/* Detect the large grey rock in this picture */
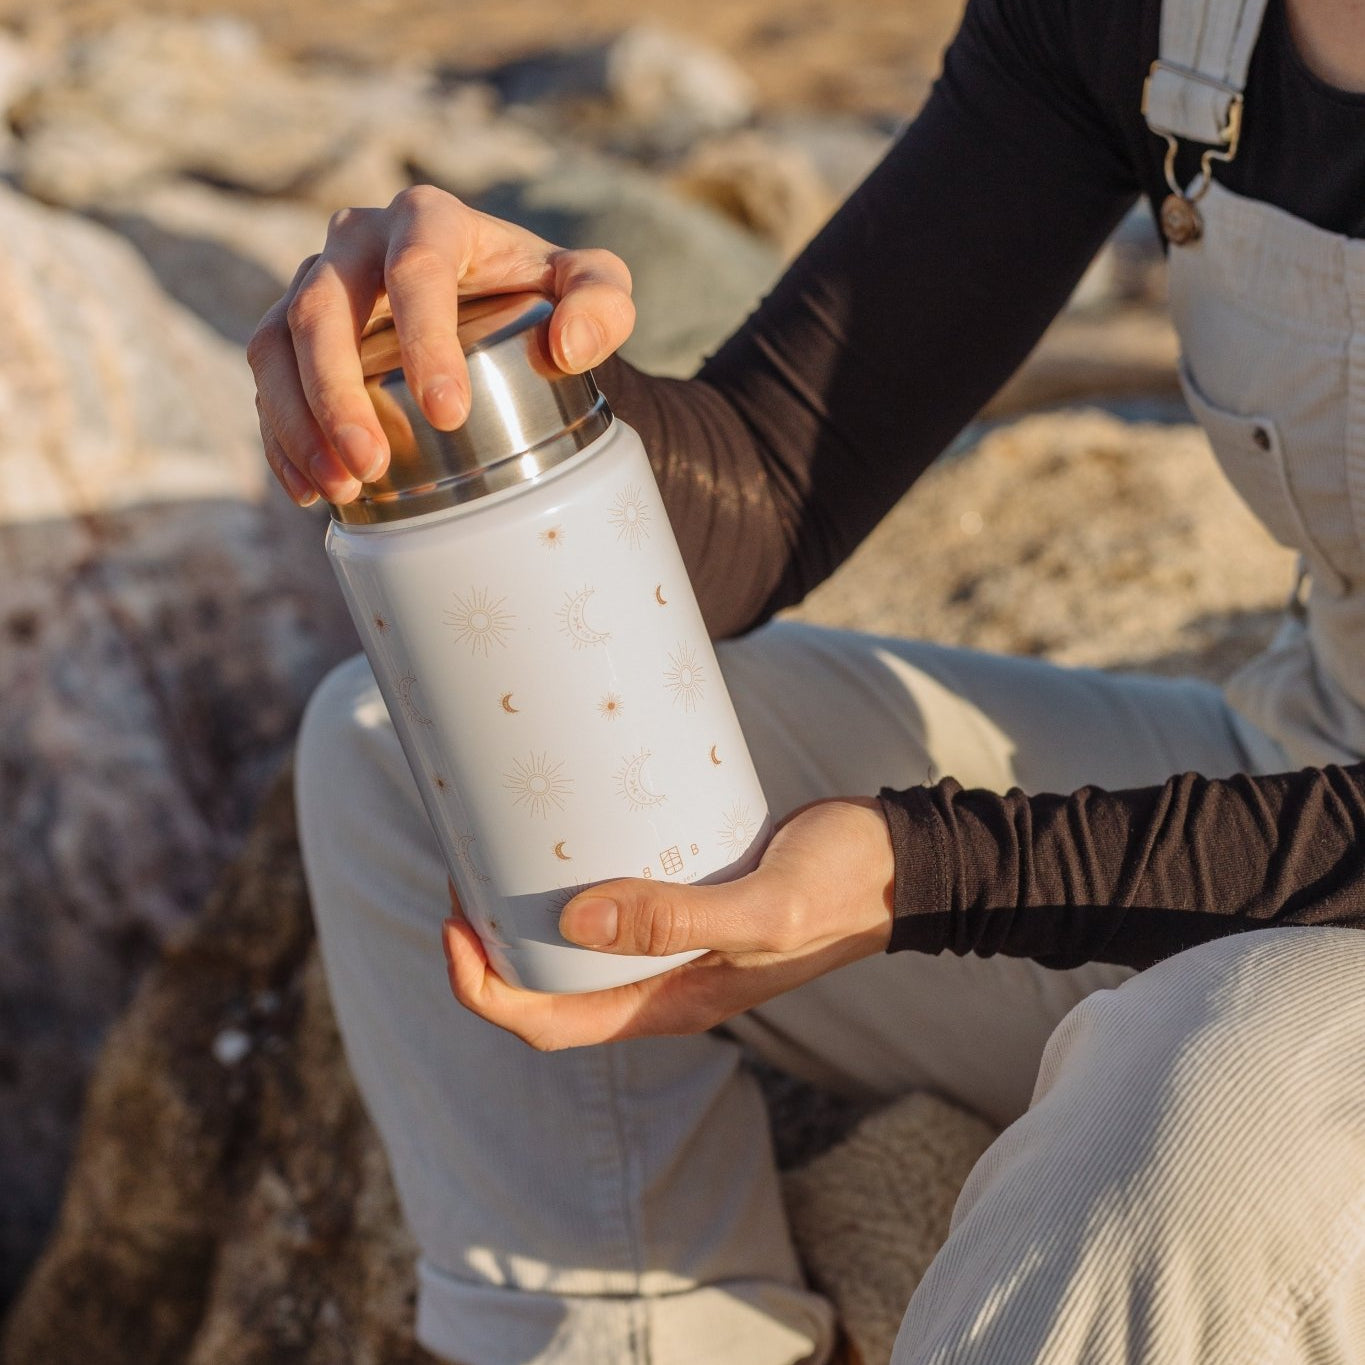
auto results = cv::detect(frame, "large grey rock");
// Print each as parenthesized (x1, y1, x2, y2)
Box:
(604, 25, 755, 154)
(13, 17, 356, 205)
(0, 183, 353, 1303)
(95, 180, 333, 345)
(475, 157, 781, 375)
(489, 24, 755, 159)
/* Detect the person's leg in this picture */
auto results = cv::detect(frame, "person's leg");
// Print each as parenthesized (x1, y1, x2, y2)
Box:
(888, 927, 1365, 1365)
(296, 655, 833, 1365)
(296, 621, 1284, 1364)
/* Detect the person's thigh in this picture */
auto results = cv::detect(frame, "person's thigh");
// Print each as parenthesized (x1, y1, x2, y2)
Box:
(719, 621, 1284, 1127)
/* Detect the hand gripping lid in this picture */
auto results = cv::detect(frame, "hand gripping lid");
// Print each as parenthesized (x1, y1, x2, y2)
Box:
(331, 292, 613, 525)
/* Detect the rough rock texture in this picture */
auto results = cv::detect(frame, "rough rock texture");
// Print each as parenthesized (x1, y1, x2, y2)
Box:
(11, 16, 554, 218)
(790, 408, 1297, 680)
(0, 770, 439, 1365)
(0, 184, 354, 1304)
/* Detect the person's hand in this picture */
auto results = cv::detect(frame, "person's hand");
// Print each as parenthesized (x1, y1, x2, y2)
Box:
(246, 185, 635, 507)
(441, 797, 896, 1051)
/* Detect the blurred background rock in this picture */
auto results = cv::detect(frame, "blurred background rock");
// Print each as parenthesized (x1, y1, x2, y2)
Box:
(0, 2, 1296, 1362)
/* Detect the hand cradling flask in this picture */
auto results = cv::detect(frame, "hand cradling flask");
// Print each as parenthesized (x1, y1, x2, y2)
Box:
(324, 293, 772, 993)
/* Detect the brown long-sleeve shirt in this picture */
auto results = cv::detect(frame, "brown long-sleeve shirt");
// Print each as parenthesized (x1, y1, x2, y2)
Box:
(593, 0, 1365, 970)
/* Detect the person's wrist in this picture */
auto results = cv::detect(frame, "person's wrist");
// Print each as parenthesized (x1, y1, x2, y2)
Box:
(835, 796, 896, 951)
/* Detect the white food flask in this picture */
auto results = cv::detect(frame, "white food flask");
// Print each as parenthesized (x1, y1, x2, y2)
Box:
(325, 293, 772, 993)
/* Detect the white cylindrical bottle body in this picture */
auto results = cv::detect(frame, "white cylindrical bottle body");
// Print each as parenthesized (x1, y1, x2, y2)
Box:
(325, 417, 771, 993)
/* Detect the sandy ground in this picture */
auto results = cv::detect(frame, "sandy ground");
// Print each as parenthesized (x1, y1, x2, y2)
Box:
(4, 0, 963, 118)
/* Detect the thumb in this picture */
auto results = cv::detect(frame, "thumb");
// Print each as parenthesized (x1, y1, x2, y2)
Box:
(559, 868, 799, 957)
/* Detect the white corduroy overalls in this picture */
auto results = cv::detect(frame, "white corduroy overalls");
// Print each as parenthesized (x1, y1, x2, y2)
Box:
(294, 0, 1365, 1358)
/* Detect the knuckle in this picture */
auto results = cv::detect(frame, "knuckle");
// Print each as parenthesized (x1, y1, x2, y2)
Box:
(769, 901, 808, 953)
(245, 313, 287, 373)
(326, 207, 360, 238)
(284, 282, 331, 338)
(628, 897, 690, 957)
(389, 182, 459, 217)
(384, 240, 451, 290)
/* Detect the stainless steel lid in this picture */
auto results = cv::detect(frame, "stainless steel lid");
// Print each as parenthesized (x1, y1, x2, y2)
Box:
(331, 292, 613, 525)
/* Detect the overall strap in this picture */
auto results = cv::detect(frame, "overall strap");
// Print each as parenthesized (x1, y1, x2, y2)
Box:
(1143, 0, 1270, 148)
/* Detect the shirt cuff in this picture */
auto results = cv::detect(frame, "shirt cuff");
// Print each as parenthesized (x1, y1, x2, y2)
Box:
(877, 785, 954, 954)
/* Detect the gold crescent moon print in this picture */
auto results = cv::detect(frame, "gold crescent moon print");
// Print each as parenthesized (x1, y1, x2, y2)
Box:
(554, 840, 571, 861)
(615, 748, 667, 812)
(557, 585, 611, 649)
(500, 692, 520, 714)
(654, 584, 667, 606)
(709, 745, 722, 765)
(395, 673, 433, 727)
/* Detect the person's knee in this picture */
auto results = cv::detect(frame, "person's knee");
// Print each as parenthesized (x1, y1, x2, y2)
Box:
(1024, 928, 1365, 1220)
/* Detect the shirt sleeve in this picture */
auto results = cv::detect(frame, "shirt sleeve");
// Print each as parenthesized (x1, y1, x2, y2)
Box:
(878, 763, 1365, 970)
(597, 0, 1140, 640)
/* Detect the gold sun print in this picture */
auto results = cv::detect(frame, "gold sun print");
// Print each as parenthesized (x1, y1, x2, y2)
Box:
(663, 642, 706, 713)
(608, 484, 652, 549)
(538, 525, 565, 550)
(444, 588, 515, 657)
(547, 881, 591, 920)
(717, 801, 758, 858)
(599, 692, 625, 720)
(504, 751, 573, 819)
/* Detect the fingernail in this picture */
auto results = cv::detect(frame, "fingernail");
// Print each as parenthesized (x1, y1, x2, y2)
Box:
(280, 461, 318, 506)
(335, 424, 384, 482)
(309, 453, 360, 502)
(560, 317, 603, 372)
(421, 376, 466, 429)
(560, 897, 617, 948)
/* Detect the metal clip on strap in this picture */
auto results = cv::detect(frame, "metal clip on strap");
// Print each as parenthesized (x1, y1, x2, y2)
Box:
(1141, 60, 1245, 204)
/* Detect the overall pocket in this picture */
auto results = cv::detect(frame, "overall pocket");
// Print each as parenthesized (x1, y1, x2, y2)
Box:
(1179, 357, 1347, 595)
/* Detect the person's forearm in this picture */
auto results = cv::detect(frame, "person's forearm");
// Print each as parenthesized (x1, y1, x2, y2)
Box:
(879, 763, 1365, 970)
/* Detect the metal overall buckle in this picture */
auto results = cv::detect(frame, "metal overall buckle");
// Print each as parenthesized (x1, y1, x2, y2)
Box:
(1140, 60, 1244, 245)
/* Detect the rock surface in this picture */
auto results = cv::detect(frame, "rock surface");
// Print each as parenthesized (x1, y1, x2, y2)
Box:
(475, 157, 782, 376)
(789, 408, 1296, 679)
(0, 183, 354, 1305)
(0, 770, 439, 1365)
